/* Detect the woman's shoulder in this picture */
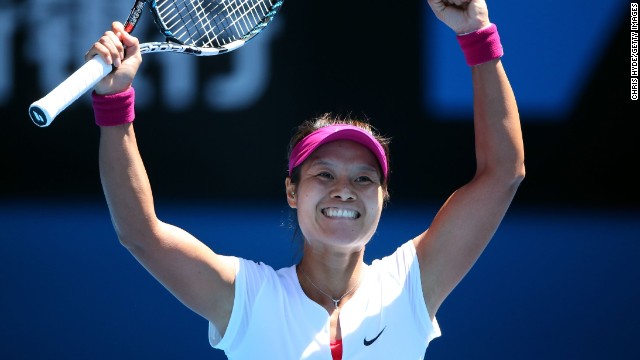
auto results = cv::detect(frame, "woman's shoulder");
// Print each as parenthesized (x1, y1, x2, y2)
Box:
(369, 239, 418, 282)
(236, 257, 298, 286)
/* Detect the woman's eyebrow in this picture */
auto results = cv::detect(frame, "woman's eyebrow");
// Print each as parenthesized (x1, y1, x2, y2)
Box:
(308, 159, 378, 173)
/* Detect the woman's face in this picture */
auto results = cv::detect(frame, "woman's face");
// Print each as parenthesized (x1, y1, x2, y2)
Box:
(287, 140, 384, 252)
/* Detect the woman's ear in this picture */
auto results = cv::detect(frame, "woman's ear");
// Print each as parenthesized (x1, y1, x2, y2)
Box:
(285, 177, 297, 208)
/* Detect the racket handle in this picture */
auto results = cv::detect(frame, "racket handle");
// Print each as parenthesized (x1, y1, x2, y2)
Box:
(29, 56, 112, 127)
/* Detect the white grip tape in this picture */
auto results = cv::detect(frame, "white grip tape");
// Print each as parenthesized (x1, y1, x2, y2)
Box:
(29, 56, 112, 127)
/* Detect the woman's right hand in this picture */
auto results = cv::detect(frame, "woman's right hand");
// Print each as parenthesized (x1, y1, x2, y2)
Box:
(85, 21, 142, 95)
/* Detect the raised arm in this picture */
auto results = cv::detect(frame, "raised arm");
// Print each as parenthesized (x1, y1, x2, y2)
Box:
(90, 22, 236, 334)
(416, 0, 525, 318)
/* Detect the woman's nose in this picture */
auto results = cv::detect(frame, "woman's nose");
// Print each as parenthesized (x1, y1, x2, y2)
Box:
(331, 180, 356, 200)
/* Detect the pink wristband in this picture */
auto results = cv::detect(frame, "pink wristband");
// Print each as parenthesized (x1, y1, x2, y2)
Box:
(456, 23, 504, 66)
(92, 87, 136, 127)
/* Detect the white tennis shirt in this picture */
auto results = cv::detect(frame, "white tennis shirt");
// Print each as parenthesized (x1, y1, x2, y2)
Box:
(209, 240, 441, 359)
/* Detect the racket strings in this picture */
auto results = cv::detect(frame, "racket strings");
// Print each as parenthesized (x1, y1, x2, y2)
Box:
(155, 0, 275, 48)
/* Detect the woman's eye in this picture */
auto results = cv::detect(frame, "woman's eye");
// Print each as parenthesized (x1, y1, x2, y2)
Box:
(355, 176, 373, 183)
(317, 172, 333, 179)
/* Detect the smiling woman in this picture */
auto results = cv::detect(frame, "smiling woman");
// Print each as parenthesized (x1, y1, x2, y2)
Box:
(289, 137, 384, 246)
(87, 1, 524, 359)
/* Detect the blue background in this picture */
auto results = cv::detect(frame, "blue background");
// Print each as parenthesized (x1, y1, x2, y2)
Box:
(1, 202, 638, 359)
(425, 1, 626, 120)
(1, 1, 639, 359)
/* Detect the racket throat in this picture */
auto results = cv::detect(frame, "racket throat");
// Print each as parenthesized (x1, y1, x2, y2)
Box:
(124, 0, 147, 33)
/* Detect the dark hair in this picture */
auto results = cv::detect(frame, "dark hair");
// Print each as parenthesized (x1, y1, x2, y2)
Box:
(287, 113, 392, 197)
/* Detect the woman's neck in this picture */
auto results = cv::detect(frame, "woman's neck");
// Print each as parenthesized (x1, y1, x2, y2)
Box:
(297, 250, 365, 310)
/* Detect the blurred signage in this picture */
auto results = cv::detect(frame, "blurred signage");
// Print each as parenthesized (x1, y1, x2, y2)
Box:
(422, 1, 625, 121)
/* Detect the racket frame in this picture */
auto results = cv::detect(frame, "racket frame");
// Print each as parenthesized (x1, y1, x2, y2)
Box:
(28, 0, 284, 127)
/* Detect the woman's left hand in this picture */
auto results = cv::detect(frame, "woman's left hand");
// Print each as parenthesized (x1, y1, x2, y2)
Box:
(426, 0, 491, 34)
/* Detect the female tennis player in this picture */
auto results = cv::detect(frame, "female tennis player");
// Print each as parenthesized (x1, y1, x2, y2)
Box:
(88, 0, 524, 358)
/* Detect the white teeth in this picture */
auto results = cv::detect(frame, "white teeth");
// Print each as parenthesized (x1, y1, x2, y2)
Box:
(323, 208, 359, 219)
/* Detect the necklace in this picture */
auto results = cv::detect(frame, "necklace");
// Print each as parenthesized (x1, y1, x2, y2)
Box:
(298, 265, 362, 309)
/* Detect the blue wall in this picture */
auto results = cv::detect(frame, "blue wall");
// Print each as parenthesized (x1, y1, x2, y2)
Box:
(1, 201, 638, 359)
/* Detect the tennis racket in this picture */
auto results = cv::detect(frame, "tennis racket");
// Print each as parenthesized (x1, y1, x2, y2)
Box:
(28, 0, 284, 128)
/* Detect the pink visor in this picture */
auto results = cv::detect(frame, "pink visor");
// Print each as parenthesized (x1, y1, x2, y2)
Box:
(288, 124, 388, 180)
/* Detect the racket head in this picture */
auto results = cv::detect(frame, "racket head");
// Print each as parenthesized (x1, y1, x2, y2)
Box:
(145, 0, 284, 54)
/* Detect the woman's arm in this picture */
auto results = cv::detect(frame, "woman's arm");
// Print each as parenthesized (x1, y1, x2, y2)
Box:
(416, 0, 526, 318)
(91, 22, 236, 334)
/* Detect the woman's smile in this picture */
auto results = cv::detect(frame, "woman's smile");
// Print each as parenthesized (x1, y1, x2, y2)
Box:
(321, 207, 361, 219)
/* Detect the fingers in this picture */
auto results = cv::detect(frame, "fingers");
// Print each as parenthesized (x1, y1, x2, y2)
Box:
(427, 0, 489, 34)
(84, 21, 138, 67)
(85, 31, 124, 67)
(119, 30, 140, 58)
(445, 0, 471, 6)
(428, 0, 470, 8)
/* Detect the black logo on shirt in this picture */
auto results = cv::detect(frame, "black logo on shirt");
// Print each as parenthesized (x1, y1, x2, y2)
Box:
(363, 327, 386, 346)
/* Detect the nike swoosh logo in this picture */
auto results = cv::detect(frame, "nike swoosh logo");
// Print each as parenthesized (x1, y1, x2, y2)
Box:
(363, 326, 386, 346)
